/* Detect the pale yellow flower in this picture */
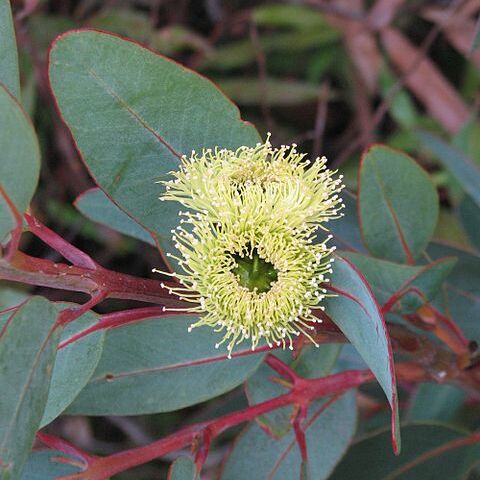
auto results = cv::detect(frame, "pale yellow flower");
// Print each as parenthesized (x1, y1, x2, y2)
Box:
(157, 137, 344, 357)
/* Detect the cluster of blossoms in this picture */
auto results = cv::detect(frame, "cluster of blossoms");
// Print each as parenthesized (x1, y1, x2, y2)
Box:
(157, 137, 344, 357)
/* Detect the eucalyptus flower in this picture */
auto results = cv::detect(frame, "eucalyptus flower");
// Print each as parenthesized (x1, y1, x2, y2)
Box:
(157, 138, 344, 357)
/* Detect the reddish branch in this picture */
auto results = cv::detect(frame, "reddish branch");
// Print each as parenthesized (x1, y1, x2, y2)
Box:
(0, 251, 183, 306)
(0, 213, 184, 307)
(0, 185, 23, 262)
(53, 366, 373, 480)
(58, 306, 168, 348)
(36, 433, 95, 466)
(24, 214, 97, 270)
(44, 356, 451, 480)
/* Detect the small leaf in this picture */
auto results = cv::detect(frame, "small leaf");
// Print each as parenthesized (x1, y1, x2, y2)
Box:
(0, 0, 20, 98)
(417, 131, 480, 208)
(0, 297, 60, 479)
(0, 283, 29, 310)
(222, 391, 357, 480)
(0, 84, 40, 242)
(168, 456, 196, 480)
(66, 315, 264, 415)
(75, 188, 155, 246)
(330, 423, 480, 480)
(359, 144, 438, 263)
(342, 252, 456, 313)
(328, 192, 367, 254)
(40, 308, 105, 427)
(457, 195, 480, 251)
(325, 254, 400, 452)
(427, 243, 480, 342)
(379, 67, 419, 129)
(20, 450, 82, 479)
(49, 30, 260, 271)
(407, 384, 466, 424)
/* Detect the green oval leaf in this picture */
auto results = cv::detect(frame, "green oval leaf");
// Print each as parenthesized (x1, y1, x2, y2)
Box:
(75, 188, 155, 246)
(40, 308, 105, 427)
(417, 131, 480, 208)
(66, 315, 264, 415)
(407, 383, 466, 424)
(0, 85, 40, 242)
(21, 451, 82, 479)
(0, 283, 29, 310)
(458, 195, 480, 251)
(330, 423, 480, 480)
(0, 0, 20, 98)
(168, 457, 196, 480)
(49, 30, 260, 269)
(325, 254, 400, 452)
(359, 144, 438, 263)
(329, 192, 367, 254)
(222, 391, 357, 480)
(427, 242, 480, 342)
(342, 252, 456, 314)
(0, 297, 60, 480)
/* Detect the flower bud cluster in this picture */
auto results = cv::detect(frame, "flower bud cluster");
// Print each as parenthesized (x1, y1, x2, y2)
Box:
(157, 137, 344, 357)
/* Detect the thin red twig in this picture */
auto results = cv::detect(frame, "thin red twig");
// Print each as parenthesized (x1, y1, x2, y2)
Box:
(56, 368, 372, 480)
(58, 306, 171, 348)
(0, 185, 23, 262)
(57, 290, 109, 326)
(0, 251, 183, 306)
(36, 432, 95, 465)
(25, 214, 97, 270)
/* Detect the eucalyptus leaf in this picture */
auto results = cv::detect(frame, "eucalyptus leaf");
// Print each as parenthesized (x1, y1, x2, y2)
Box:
(20, 451, 82, 479)
(49, 30, 260, 271)
(168, 456, 197, 480)
(0, 84, 40, 242)
(40, 308, 105, 427)
(324, 254, 400, 451)
(417, 131, 480, 208)
(331, 423, 480, 480)
(342, 252, 456, 313)
(359, 145, 438, 263)
(427, 243, 480, 342)
(67, 315, 264, 415)
(75, 188, 155, 246)
(0, 0, 20, 98)
(0, 297, 60, 480)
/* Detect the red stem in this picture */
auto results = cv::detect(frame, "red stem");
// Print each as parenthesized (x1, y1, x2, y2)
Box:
(36, 432, 95, 465)
(24, 214, 97, 270)
(58, 306, 170, 348)
(57, 290, 109, 326)
(428, 305, 469, 350)
(265, 353, 298, 383)
(57, 369, 372, 480)
(0, 251, 183, 306)
(0, 185, 23, 262)
(381, 286, 426, 315)
(293, 405, 308, 462)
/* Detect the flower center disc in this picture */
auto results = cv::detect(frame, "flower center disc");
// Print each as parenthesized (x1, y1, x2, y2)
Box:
(232, 250, 278, 293)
